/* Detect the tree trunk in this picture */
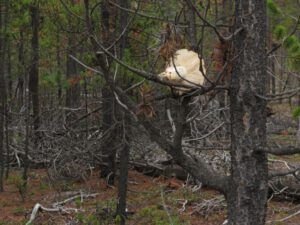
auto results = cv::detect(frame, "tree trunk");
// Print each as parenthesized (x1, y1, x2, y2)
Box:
(65, 0, 81, 123)
(29, 4, 40, 134)
(278, 48, 284, 104)
(17, 28, 25, 108)
(0, 0, 7, 192)
(65, 38, 80, 110)
(99, 84, 116, 184)
(99, 0, 118, 185)
(186, 0, 197, 50)
(271, 45, 276, 95)
(6, 36, 12, 101)
(116, 136, 130, 225)
(4, 0, 10, 177)
(227, 1, 268, 224)
(56, 32, 62, 102)
(116, 1, 130, 221)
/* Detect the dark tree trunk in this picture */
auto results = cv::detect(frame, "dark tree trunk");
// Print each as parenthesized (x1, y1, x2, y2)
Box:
(65, 0, 81, 124)
(6, 37, 12, 101)
(99, 0, 118, 185)
(2, 3, 11, 180)
(186, 0, 197, 50)
(5, 104, 9, 179)
(65, 36, 80, 109)
(0, 0, 7, 192)
(56, 32, 62, 102)
(4, 0, 10, 177)
(227, 1, 268, 224)
(22, 95, 30, 201)
(116, 136, 130, 225)
(118, 0, 129, 59)
(99, 84, 116, 184)
(17, 28, 25, 108)
(271, 45, 276, 95)
(116, 0, 130, 222)
(218, 0, 232, 138)
(29, 5, 40, 134)
(278, 48, 284, 104)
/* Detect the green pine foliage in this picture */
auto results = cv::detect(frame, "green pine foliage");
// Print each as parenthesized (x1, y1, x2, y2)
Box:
(268, 0, 300, 71)
(290, 43, 300, 54)
(267, 0, 281, 15)
(273, 25, 286, 40)
(292, 106, 300, 119)
(283, 35, 299, 50)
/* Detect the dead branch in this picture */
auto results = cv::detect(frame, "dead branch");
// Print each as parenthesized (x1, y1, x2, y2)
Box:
(53, 192, 99, 207)
(265, 146, 300, 155)
(267, 208, 300, 224)
(26, 203, 81, 225)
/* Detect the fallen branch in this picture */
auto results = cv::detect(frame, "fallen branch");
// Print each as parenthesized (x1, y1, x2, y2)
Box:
(53, 192, 99, 207)
(26, 203, 80, 225)
(26, 193, 99, 225)
(267, 208, 300, 224)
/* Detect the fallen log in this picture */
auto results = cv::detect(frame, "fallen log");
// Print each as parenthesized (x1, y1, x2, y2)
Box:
(130, 159, 300, 200)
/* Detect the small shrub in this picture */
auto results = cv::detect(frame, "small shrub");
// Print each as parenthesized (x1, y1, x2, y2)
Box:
(7, 174, 27, 201)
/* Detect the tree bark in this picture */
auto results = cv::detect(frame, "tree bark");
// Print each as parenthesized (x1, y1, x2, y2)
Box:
(98, 0, 118, 185)
(4, 0, 10, 177)
(56, 32, 62, 102)
(186, 0, 197, 50)
(0, 0, 7, 192)
(17, 28, 25, 108)
(115, 1, 130, 222)
(99, 84, 117, 184)
(65, 38, 80, 110)
(227, 1, 268, 224)
(65, 0, 81, 123)
(116, 136, 130, 225)
(29, 4, 40, 134)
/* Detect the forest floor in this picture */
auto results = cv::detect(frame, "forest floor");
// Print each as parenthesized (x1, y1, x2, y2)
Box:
(1, 103, 300, 225)
(0, 169, 300, 225)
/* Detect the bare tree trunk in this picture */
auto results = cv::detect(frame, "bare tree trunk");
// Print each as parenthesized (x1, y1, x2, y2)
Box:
(17, 28, 25, 108)
(56, 32, 62, 102)
(116, 134, 130, 225)
(4, 12, 10, 177)
(271, 45, 276, 95)
(115, 0, 130, 222)
(186, 0, 197, 50)
(29, 4, 40, 134)
(278, 48, 284, 104)
(65, 37, 80, 109)
(6, 37, 12, 100)
(65, 0, 81, 123)
(5, 104, 9, 179)
(227, 1, 268, 224)
(99, 85, 116, 184)
(99, 0, 118, 185)
(22, 92, 30, 201)
(0, 0, 7, 192)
